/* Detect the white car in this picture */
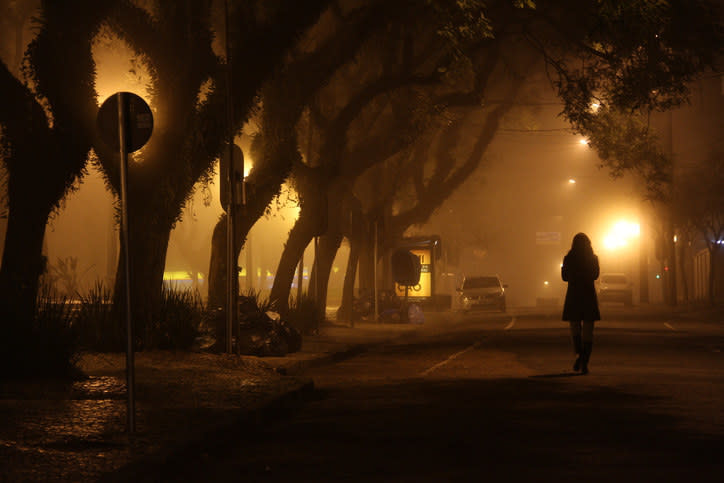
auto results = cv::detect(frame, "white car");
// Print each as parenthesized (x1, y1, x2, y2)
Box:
(597, 273, 633, 306)
(457, 275, 507, 312)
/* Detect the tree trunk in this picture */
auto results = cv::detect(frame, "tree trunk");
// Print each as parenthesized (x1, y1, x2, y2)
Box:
(708, 243, 720, 306)
(207, 212, 238, 311)
(357, 218, 376, 295)
(269, 205, 322, 313)
(113, 204, 173, 349)
(0, 200, 51, 325)
(310, 227, 344, 311)
(337, 237, 360, 323)
(309, 181, 352, 308)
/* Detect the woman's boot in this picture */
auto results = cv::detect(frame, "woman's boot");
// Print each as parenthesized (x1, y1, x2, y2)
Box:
(580, 342, 593, 375)
(572, 335, 583, 372)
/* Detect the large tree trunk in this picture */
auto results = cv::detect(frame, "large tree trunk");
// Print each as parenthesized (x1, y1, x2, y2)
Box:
(0, 2, 106, 334)
(309, 181, 353, 308)
(708, 243, 720, 306)
(269, 196, 326, 312)
(0, 199, 51, 325)
(356, 217, 376, 295)
(207, 90, 301, 309)
(310, 225, 344, 310)
(207, 211, 244, 311)
(113, 204, 173, 349)
(337, 237, 360, 323)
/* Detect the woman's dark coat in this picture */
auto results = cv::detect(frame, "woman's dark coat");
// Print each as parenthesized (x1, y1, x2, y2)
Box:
(561, 252, 601, 322)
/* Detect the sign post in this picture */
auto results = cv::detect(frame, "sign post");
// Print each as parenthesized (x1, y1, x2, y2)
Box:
(97, 92, 153, 434)
(220, 144, 243, 354)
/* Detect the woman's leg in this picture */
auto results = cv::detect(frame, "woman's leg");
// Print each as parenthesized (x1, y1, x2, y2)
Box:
(580, 320, 594, 374)
(569, 321, 583, 371)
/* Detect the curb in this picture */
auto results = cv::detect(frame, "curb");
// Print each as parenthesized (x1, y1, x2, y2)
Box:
(273, 342, 374, 376)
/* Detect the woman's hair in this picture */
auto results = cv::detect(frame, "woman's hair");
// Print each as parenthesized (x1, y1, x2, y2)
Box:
(569, 232, 594, 256)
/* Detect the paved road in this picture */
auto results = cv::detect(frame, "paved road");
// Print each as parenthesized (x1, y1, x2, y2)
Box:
(166, 309, 723, 482)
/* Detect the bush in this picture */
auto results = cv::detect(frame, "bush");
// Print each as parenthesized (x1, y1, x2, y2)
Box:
(75, 282, 204, 352)
(286, 293, 325, 335)
(0, 287, 81, 381)
(75, 282, 123, 352)
(147, 285, 204, 350)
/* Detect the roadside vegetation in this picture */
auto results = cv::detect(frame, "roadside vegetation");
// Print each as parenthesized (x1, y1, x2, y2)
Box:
(0, 281, 317, 380)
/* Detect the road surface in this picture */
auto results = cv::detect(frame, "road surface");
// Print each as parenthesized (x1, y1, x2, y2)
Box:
(167, 308, 723, 482)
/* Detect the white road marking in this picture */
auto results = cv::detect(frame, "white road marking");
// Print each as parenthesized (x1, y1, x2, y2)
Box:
(504, 317, 516, 330)
(420, 341, 482, 376)
(664, 322, 676, 331)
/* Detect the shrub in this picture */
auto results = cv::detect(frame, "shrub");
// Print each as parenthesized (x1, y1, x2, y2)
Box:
(286, 293, 325, 335)
(75, 282, 123, 352)
(0, 287, 81, 380)
(239, 289, 275, 316)
(147, 285, 204, 350)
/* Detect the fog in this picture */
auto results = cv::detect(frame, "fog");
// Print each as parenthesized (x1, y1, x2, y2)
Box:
(410, 102, 642, 307)
(1, 2, 717, 311)
(40, 163, 340, 302)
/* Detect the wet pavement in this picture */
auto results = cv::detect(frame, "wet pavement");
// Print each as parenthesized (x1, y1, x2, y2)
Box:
(0, 320, 420, 482)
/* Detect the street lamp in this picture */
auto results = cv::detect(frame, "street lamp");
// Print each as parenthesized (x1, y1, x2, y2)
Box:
(603, 220, 640, 251)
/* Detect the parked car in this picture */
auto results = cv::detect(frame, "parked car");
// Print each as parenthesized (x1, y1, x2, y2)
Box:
(457, 275, 507, 312)
(597, 273, 633, 306)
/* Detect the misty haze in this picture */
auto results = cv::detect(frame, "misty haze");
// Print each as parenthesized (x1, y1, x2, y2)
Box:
(0, 1, 721, 481)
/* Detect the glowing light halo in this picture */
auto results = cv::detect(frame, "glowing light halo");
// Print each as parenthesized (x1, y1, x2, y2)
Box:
(602, 220, 640, 251)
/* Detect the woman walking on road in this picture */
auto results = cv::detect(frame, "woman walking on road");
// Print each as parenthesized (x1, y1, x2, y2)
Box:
(561, 233, 600, 374)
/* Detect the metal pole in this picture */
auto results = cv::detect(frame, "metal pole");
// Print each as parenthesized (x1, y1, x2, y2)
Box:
(118, 93, 135, 433)
(373, 221, 378, 322)
(312, 237, 318, 302)
(297, 255, 304, 302)
(224, 0, 237, 353)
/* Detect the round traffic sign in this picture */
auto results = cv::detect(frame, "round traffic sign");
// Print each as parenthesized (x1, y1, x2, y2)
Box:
(97, 92, 153, 152)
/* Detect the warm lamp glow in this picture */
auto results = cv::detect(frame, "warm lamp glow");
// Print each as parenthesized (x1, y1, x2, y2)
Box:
(602, 220, 640, 251)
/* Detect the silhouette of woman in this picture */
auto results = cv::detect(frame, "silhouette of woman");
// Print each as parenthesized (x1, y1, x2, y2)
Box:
(561, 233, 600, 374)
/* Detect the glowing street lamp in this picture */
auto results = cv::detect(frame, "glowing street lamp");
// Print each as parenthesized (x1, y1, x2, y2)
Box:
(603, 220, 640, 251)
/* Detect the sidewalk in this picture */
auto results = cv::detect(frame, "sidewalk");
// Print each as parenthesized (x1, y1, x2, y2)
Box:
(0, 319, 422, 482)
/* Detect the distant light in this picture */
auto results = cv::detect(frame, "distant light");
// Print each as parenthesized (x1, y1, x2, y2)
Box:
(579, 138, 589, 145)
(603, 235, 627, 250)
(656, 274, 661, 279)
(590, 103, 600, 112)
(603, 220, 640, 251)
(613, 220, 640, 238)
(664, 266, 669, 272)
(543, 281, 549, 286)
(568, 178, 577, 184)
(673, 235, 678, 243)
(163, 271, 204, 281)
